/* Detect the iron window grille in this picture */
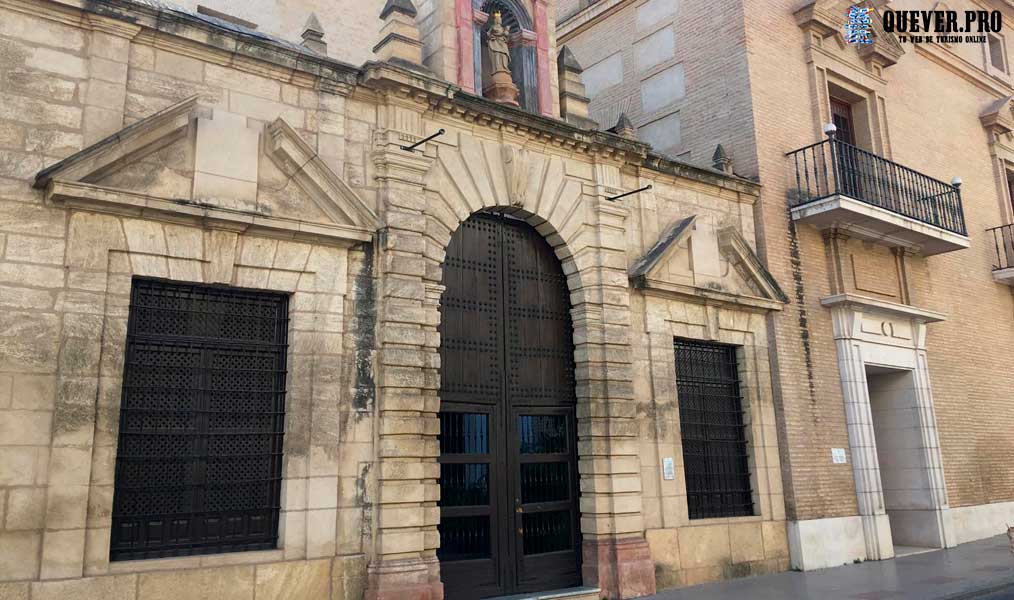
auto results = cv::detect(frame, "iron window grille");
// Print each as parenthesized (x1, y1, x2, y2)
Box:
(110, 278, 289, 561)
(674, 338, 754, 520)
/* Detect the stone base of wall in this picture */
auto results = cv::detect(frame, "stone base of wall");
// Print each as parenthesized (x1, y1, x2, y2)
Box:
(788, 516, 867, 570)
(363, 557, 442, 600)
(0, 556, 366, 600)
(645, 520, 790, 591)
(582, 536, 657, 599)
(948, 501, 1014, 546)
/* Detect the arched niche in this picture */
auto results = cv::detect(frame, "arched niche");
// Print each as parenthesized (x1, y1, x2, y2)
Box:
(474, 0, 539, 112)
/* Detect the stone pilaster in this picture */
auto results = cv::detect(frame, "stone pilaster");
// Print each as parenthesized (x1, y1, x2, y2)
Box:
(365, 97, 442, 600)
(81, 15, 138, 145)
(831, 326, 895, 561)
(575, 165, 655, 598)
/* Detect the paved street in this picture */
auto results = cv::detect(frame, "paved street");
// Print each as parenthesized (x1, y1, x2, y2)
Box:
(645, 534, 1014, 600)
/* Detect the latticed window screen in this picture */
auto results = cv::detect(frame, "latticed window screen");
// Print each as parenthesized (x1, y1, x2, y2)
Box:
(674, 338, 754, 519)
(110, 278, 289, 560)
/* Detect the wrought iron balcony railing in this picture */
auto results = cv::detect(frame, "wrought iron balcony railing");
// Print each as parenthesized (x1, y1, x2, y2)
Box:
(787, 138, 967, 236)
(988, 223, 1014, 272)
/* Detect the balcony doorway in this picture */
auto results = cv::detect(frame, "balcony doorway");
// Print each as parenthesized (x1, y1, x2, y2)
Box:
(830, 97, 856, 145)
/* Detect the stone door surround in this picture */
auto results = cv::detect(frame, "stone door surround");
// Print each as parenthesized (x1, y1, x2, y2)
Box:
(825, 293, 953, 562)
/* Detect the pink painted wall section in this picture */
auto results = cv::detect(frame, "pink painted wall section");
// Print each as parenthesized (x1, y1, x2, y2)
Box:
(533, 0, 552, 116)
(456, 0, 476, 93)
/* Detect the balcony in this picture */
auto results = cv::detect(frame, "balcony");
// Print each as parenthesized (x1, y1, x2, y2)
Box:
(988, 224, 1014, 285)
(787, 138, 969, 255)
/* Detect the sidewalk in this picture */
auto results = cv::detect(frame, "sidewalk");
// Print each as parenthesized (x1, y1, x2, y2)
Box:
(645, 534, 1014, 600)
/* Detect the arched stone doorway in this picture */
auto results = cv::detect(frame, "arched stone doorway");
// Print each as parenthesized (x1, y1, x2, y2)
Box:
(437, 211, 582, 599)
(366, 132, 656, 600)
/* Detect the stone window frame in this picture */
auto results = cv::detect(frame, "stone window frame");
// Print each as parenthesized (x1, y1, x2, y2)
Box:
(643, 302, 784, 529)
(807, 49, 893, 159)
(821, 72, 888, 156)
(985, 141, 1014, 225)
(984, 31, 1010, 79)
(1001, 160, 1014, 223)
(43, 208, 356, 579)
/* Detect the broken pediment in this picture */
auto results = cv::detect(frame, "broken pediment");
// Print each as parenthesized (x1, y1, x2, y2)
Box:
(34, 95, 378, 244)
(630, 215, 788, 311)
(795, 0, 904, 68)
(980, 95, 1014, 137)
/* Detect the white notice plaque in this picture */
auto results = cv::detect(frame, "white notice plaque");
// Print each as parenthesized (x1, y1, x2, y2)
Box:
(831, 448, 848, 464)
(662, 457, 675, 480)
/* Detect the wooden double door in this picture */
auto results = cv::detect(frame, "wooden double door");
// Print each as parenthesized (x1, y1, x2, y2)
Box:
(437, 213, 582, 599)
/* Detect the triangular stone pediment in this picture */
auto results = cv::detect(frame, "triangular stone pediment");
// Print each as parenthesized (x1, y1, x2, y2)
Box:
(630, 215, 787, 311)
(35, 95, 378, 245)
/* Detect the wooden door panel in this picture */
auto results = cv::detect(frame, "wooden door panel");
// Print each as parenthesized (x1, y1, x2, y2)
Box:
(439, 216, 504, 406)
(439, 213, 581, 599)
(503, 219, 576, 408)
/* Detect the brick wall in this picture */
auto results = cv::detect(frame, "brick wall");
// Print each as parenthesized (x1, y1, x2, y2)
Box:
(561, 0, 757, 170)
(740, 0, 1014, 518)
(563, 0, 1014, 525)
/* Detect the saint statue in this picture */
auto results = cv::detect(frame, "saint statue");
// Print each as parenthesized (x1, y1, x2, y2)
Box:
(487, 12, 511, 73)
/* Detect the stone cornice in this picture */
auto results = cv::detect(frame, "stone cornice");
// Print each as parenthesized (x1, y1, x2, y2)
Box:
(795, 1, 904, 68)
(18, 0, 759, 197)
(635, 280, 786, 313)
(914, 42, 1014, 99)
(820, 293, 946, 323)
(3, 0, 360, 91)
(47, 181, 369, 245)
(358, 63, 758, 193)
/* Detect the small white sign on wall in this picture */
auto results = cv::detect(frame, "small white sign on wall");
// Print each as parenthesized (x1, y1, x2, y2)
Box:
(662, 457, 675, 480)
(831, 448, 848, 464)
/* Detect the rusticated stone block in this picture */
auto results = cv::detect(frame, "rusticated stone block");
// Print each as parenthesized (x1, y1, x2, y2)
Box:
(0, 582, 29, 600)
(255, 559, 330, 600)
(137, 565, 253, 600)
(31, 573, 136, 600)
(0, 531, 40, 579)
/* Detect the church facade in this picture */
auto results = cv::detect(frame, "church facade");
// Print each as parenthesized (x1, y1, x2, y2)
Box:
(0, 0, 793, 598)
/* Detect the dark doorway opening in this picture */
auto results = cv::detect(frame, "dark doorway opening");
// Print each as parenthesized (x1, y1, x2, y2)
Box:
(437, 213, 582, 599)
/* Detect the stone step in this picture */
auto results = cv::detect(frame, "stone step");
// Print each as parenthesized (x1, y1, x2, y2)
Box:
(488, 587, 601, 600)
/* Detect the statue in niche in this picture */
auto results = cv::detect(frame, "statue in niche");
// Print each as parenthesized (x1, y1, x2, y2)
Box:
(487, 12, 511, 73)
(482, 12, 520, 106)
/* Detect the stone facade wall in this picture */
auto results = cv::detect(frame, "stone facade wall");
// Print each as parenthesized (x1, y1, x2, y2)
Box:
(0, 0, 780, 597)
(0, 1, 377, 596)
(622, 178, 789, 587)
(168, 0, 386, 68)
